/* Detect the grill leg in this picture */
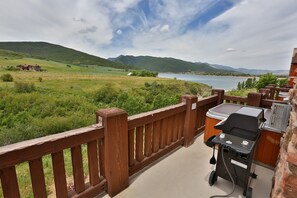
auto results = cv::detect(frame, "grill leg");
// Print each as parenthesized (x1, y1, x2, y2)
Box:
(251, 172, 257, 179)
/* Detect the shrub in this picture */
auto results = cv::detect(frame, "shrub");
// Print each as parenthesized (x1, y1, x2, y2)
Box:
(38, 77, 43, 82)
(1, 73, 13, 82)
(130, 70, 158, 77)
(94, 83, 119, 103)
(114, 92, 150, 115)
(277, 78, 288, 87)
(152, 94, 178, 109)
(14, 82, 36, 93)
(256, 73, 277, 90)
(5, 66, 19, 71)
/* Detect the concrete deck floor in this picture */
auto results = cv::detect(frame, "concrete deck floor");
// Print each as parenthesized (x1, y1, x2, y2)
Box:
(102, 134, 274, 198)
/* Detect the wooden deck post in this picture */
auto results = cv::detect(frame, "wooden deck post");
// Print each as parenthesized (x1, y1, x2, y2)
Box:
(181, 95, 197, 147)
(211, 89, 225, 105)
(247, 92, 262, 107)
(265, 85, 276, 99)
(96, 108, 129, 197)
(259, 88, 270, 99)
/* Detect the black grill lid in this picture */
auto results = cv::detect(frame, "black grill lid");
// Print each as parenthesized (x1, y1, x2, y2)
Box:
(215, 107, 264, 141)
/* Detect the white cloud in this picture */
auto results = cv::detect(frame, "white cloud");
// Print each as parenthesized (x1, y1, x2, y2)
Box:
(99, 0, 141, 13)
(160, 25, 170, 32)
(116, 29, 123, 35)
(0, 0, 113, 54)
(226, 48, 236, 52)
(120, 0, 297, 70)
(0, 0, 296, 70)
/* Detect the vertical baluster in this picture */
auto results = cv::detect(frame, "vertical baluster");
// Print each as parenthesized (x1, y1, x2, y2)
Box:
(160, 118, 168, 149)
(98, 139, 105, 178)
(29, 158, 47, 198)
(136, 126, 144, 162)
(71, 145, 85, 193)
(178, 112, 185, 139)
(152, 120, 161, 153)
(197, 108, 201, 129)
(87, 141, 100, 186)
(52, 151, 68, 198)
(0, 166, 20, 198)
(197, 108, 202, 129)
(202, 106, 206, 126)
(166, 116, 173, 145)
(128, 129, 135, 166)
(172, 115, 179, 142)
(144, 123, 153, 157)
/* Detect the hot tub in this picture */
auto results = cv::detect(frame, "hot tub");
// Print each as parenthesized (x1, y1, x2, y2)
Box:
(205, 103, 284, 168)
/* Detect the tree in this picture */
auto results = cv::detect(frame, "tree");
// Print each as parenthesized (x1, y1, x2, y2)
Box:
(241, 81, 245, 89)
(245, 78, 253, 88)
(252, 77, 256, 87)
(256, 73, 277, 90)
(253, 77, 256, 83)
(237, 82, 242, 90)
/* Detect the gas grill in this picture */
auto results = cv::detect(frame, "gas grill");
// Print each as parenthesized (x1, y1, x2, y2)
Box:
(206, 107, 265, 198)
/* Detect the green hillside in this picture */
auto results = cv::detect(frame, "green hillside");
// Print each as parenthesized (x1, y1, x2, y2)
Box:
(109, 55, 242, 74)
(0, 49, 29, 59)
(0, 42, 131, 69)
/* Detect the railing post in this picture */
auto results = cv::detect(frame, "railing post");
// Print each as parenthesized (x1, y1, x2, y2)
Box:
(259, 88, 270, 99)
(265, 85, 276, 99)
(96, 108, 129, 197)
(211, 89, 225, 105)
(180, 95, 198, 147)
(247, 92, 262, 107)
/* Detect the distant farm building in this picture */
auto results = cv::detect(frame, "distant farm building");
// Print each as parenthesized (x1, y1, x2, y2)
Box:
(17, 64, 42, 72)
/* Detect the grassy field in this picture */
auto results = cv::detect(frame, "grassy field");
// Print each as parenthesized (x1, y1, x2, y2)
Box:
(0, 54, 211, 197)
(0, 56, 211, 145)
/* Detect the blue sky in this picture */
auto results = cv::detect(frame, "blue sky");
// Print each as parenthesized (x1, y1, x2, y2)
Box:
(0, 0, 297, 70)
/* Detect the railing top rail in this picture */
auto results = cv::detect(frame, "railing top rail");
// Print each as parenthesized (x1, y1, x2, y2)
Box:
(128, 102, 187, 130)
(261, 98, 288, 105)
(275, 87, 290, 92)
(223, 95, 247, 102)
(197, 95, 218, 107)
(0, 125, 104, 170)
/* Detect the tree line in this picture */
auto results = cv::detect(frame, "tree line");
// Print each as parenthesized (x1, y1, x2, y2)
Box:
(236, 73, 288, 90)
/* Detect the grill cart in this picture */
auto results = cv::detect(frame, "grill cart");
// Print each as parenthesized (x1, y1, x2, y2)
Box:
(206, 107, 265, 198)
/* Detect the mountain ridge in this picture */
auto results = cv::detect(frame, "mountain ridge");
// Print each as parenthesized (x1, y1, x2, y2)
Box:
(0, 41, 288, 75)
(111, 55, 288, 75)
(0, 41, 130, 69)
(210, 64, 288, 75)
(109, 55, 242, 75)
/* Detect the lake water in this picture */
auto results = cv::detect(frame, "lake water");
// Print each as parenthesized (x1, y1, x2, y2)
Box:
(158, 73, 251, 91)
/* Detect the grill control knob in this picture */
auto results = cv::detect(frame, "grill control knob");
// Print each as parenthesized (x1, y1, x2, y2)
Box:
(219, 133, 225, 139)
(242, 140, 249, 146)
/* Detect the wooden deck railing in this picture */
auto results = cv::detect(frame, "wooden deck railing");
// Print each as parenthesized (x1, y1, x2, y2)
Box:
(128, 103, 186, 175)
(196, 95, 218, 134)
(223, 95, 247, 105)
(260, 84, 290, 100)
(0, 126, 105, 198)
(260, 98, 288, 109)
(127, 95, 197, 175)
